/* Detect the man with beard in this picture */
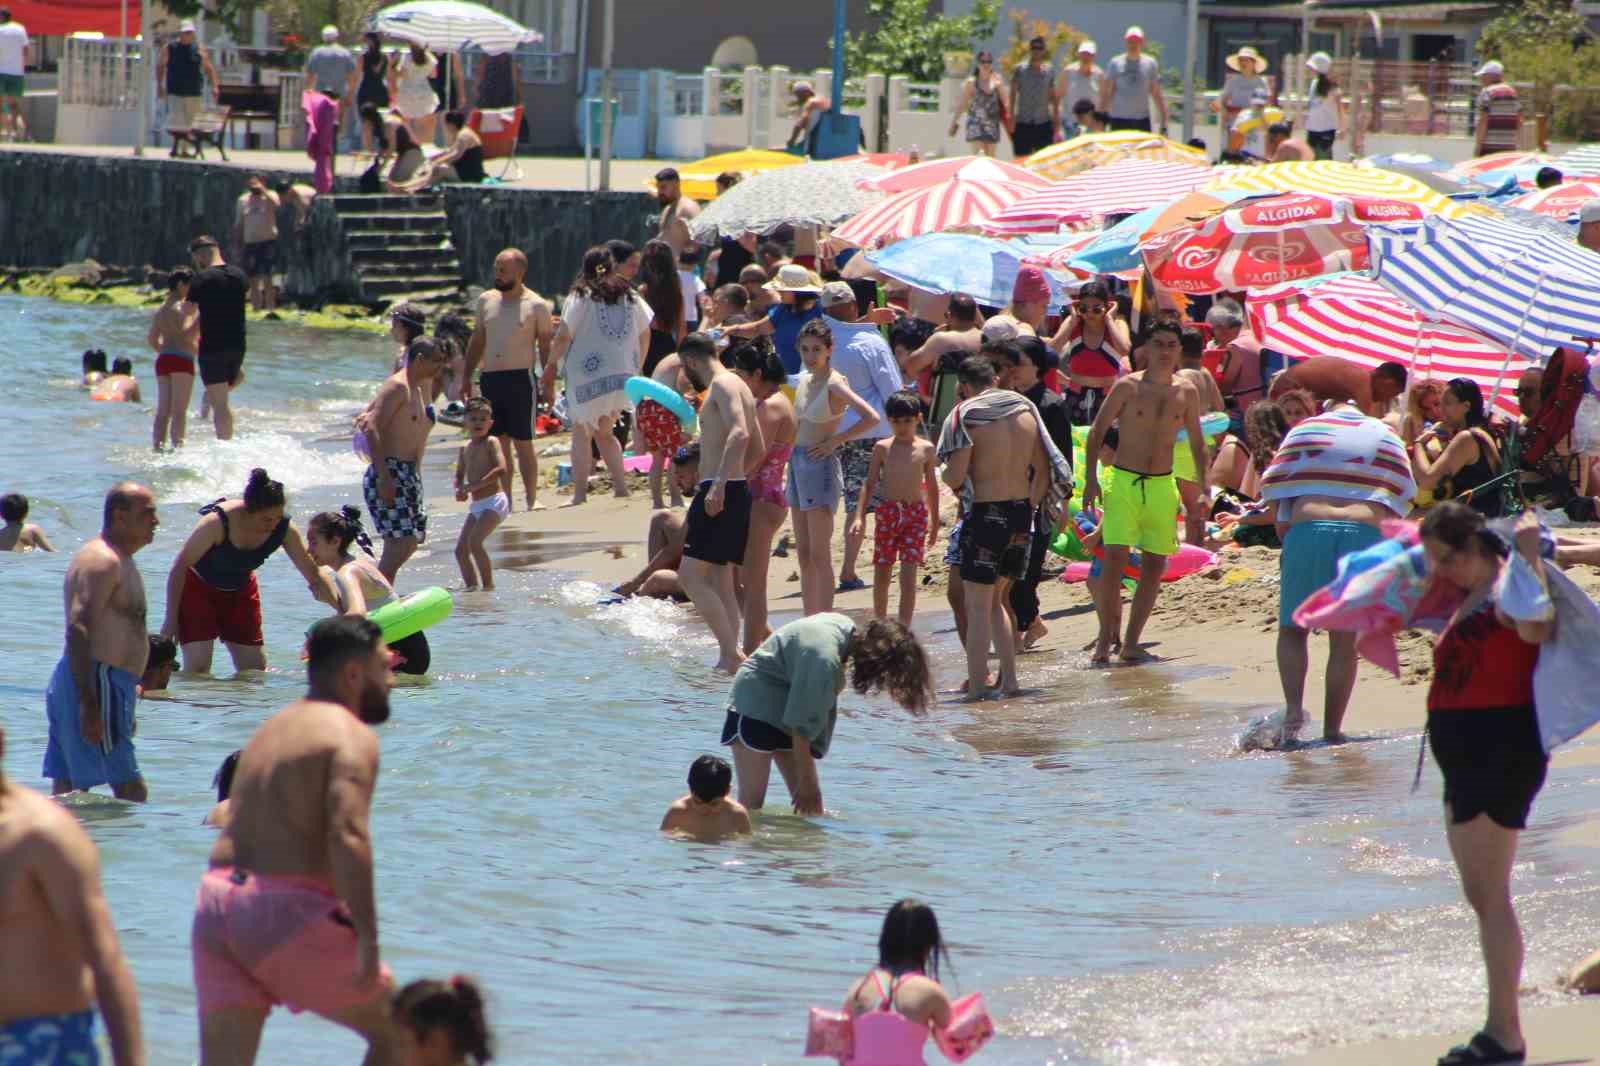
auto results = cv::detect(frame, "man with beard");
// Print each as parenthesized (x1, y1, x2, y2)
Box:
(654, 167, 701, 256)
(464, 247, 554, 511)
(190, 615, 399, 1065)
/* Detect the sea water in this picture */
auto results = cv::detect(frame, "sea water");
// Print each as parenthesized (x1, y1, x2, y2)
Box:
(3, 292, 1599, 1065)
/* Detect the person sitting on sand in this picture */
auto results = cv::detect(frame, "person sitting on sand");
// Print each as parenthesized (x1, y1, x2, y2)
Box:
(1082, 322, 1206, 666)
(839, 899, 954, 1052)
(90, 358, 141, 403)
(660, 754, 753, 838)
(81, 347, 108, 387)
(140, 634, 178, 695)
(392, 975, 495, 1066)
(453, 398, 508, 592)
(616, 445, 701, 602)
(848, 390, 939, 627)
(306, 506, 431, 676)
(721, 613, 930, 815)
(203, 749, 241, 828)
(0, 492, 54, 551)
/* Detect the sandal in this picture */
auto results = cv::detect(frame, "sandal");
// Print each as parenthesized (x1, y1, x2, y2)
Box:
(1437, 1032, 1526, 1066)
(837, 577, 867, 592)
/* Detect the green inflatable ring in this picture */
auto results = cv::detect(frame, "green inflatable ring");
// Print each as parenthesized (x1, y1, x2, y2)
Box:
(368, 586, 453, 643)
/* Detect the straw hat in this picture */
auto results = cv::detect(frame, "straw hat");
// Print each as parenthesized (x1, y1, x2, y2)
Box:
(1225, 46, 1269, 73)
(765, 263, 821, 296)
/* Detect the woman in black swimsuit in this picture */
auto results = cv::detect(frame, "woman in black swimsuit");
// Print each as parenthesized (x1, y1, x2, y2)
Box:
(356, 34, 390, 153)
(1411, 378, 1505, 518)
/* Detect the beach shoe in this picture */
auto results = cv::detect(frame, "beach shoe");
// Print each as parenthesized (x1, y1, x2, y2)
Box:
(773, 535, 790, 558)
(1437, 1032, 1526, 1066)
(837, 577, 867, 592)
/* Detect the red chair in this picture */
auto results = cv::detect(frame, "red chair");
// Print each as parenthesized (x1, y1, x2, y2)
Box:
(467, 105, 524, 180)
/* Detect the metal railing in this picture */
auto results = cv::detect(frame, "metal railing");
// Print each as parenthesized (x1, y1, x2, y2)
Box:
(60, 35, 144, 110)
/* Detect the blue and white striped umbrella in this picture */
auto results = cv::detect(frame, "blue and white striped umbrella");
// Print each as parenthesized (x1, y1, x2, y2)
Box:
(373, 0, 541, 55)
(862, 232, 1077, 306)
(1370, 214, 1600, 369)
(1556, 144, 1600, 177)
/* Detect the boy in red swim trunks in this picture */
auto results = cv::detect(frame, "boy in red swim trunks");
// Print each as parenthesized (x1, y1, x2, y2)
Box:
(848, 390, 940, 625)
(636, 351, 696, 509)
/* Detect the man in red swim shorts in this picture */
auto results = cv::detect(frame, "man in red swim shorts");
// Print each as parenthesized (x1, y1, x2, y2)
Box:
(190, 616, 399, 1064)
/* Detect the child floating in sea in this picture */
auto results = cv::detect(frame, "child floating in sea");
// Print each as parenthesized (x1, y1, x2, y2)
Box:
(848, 390, 940, 626)
(203, 749, 241, 828)
(140, 635, 178, 695)
(0, 493, 54, 552)
(393, 975, 495, 1065)
(660, 754, 752, 838)
(453, 397, 509, 591)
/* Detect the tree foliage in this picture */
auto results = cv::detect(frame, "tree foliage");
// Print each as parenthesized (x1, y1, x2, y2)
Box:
(1477, 0, 1600, 138)
(999, 8, 1086, 74)
(841, 0, 1002, 82)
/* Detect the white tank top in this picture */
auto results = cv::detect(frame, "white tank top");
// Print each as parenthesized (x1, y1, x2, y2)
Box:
(1305, 90, 1339, 134)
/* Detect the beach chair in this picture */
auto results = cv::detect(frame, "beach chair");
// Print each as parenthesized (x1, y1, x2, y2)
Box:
(168, 105, 232, 161)
(467, 105, 524, 180)
(927, 368, 961, 437)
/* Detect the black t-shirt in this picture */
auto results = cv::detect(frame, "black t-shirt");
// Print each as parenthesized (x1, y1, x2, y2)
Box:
(713, 237, 754, 289)
(1027, 383, 1073, 470)
(189, 265, 249, 356)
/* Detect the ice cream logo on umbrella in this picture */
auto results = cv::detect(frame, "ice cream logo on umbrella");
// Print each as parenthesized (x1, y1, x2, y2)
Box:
(1248, 239, 1309, 264)
(1352, 198, 1422, 221)
(1242, 195, 1331, 225)
(1173, 245, 1221, 272)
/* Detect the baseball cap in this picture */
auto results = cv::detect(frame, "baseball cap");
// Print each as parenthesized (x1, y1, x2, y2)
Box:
(1077, 40, 1097, 55)
(1306, 51, 1331, 75)
(654, 167, 679, 182)
(1124, 26, 1145, 40)
(321, 24, 338, 40)
(821, 281, 857, 307)
(1580, 199, 1600, 224)
(1012, 266, 1051, 305)
(793, 80, 815, 97)
(981, 318, 1020, 343)
(179, 19, 196, 32)
(1474, 60, 1504, 77)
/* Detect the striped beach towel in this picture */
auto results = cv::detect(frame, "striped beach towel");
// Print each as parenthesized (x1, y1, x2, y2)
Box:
(1259, 408, 1417, 517)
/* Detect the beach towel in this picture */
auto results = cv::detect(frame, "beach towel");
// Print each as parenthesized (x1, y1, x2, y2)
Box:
(1259, 408, 1416, 520)
(936, 388, 1073, 516)
(302, 90, 337, 194)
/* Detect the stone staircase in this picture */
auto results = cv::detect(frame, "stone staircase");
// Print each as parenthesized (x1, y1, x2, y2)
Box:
(329, 193, 464, 306)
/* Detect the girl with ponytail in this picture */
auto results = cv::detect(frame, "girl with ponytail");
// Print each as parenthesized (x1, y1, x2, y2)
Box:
(306, 505, 432, 674)
(392, 975, 494, 1065)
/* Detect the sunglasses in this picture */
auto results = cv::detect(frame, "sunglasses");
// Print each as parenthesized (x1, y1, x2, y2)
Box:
(1078, 303, 1107, 314)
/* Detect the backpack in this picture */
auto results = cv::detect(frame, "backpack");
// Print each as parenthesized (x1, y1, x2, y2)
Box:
(1521, 346, 1587, 466)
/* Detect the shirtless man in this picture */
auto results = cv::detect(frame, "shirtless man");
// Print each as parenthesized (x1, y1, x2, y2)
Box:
(1083, 322, 1205, 664)
(653, 168, 701, 255)
(43, 483, 159, 802)
(1176, 326, 1225, 545)
(1269, 356, 1408, 419)
(0, 727, 145, 1066)
(360, 338, 445, 582)
(464, 248, 554, 511)
(0, 492, 54, 551)
(190, 615, 397, 1066)
(939, 356, 1070, 697)
(676, 332, 764, 673)
(900, 294, 983, 380)
(615, 445, 700, 601)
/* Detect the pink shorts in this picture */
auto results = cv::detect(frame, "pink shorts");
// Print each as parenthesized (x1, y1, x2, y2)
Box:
(191, 867, 392, 1016)
(874, 499, 929, 566)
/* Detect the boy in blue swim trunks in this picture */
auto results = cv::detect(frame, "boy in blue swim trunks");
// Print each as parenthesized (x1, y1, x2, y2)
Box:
(1082, 322, 1206, 664)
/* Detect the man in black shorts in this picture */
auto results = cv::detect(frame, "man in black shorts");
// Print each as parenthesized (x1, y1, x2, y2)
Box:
(187, 235, 249, 441)
(465, 248, 554, 510)
(676, 333, 763, 674)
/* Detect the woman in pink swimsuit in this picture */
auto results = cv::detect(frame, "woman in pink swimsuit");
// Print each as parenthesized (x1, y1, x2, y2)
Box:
(840, 899, 954, 1066)
(730, 341, 796, 654)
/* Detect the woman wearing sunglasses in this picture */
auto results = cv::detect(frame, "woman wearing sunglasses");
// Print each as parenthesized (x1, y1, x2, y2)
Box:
(1049, 280, 1129, 426)
(948, 51, 1009, 157)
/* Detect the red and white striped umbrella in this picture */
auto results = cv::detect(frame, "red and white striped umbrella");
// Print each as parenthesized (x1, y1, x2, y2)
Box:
(1251, 273, 1529, 417)
(1504, 178, 1600, 220)
(1018, 229, 1105, 276)
(831, 176, 1036, 249)
(982, 159, 1213, 235)
(1141, 191, 1429, 293)
(855, 155, 1052, 194)
(1453, 150, 1555, 177)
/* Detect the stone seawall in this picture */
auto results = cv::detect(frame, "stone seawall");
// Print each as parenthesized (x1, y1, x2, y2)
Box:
(0, 149, 657, 300)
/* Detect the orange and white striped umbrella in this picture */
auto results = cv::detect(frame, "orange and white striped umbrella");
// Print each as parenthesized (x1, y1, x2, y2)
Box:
(1453, 150, 1555, 177)
(984, 159, 1213, 234)
(1504, 179, 1600, 220)
(1024, 131, 1207, 180)
(1203, 161, 1482, 219)
(832, 176, 1036, 248)
(854, 155, 1051, 194)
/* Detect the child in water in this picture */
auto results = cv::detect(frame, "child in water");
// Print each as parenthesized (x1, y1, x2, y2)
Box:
(660, 755, 752, 838)
(0, 493, 54, 551)
(840, 900, 954, 1051)
(80, 348, 108, 386)
(203, 750, 241, 828)
(139, 635, 178, 695)
(91, 358, 142, 403)
(847, 390, 940, 627)
(454, 397, 509, 591)
(393, 975, 495, 1065)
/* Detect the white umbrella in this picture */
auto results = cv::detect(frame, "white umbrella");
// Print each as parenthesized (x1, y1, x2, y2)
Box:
(372, 0, 542, 54)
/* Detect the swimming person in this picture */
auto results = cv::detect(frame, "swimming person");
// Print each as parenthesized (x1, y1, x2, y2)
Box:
(140, 634, 178, 695)
(190, 616, 399, 1066)
(0, 724, 145, 1066)
(0, 492, 54, 551)
(659, 754, 753, 839)
(204, 748, 241, 828)
(720, 613, 930, 815)
(148, 266, 200, 450)
(392, 976, 495, 1066)
(306, 506, 431, 675)
(453, 397, 508, 592)
(89, 358, 141, 403)
(162, 469, 335, 674)
(81, 347, 108, 387)
(838, 899, 954, 1061)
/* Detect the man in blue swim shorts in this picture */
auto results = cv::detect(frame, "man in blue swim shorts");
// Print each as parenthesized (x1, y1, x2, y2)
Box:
(42, 483, 159, 803)
(1, 725, 146, 1065)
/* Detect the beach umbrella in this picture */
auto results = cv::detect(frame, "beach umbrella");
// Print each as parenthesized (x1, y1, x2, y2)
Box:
(688, 160, 886, 242)
(372, 0, 541, 53)
(1203, 160, 1483, 220)
(859, 232, 1076, 306)
(855, 155, 1050, 194)
(1454, 150, 1554, 177)
(1370, 214, 1600, 373)
(837, 151, 913, 169)
(831, 176, 1035, 248)
(659, 148, 807, 202)
(1466, 164, 1548, 194)
(1062, 189, 1257, 278)
(1024, 131, 1207, 180)
(1495, 203, 1580, 240)
(1356, 155, 1481, 196)
(1249, 272, 1528, 418)
(1139, 191, 1428, 293)
(1505, 178, 1600, 220)
(1017, 228, 1105, 276)
(982, 159, 1213, 235)
(1555, 144, 1600, 176)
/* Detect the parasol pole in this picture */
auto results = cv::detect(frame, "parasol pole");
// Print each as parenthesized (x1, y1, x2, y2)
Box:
(1487, 268, 1542, 415)
(135, 0, 150, 155)
(598, 0, 614, 191)
(119, 0, 127, 115)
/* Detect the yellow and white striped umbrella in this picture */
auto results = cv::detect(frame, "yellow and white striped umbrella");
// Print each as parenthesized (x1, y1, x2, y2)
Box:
(1203, 161, 1485, 220)
(1024, 131, 1208, 180)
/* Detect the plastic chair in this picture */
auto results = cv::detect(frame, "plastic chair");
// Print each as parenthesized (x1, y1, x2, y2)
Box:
(467, 105, 524, 180)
